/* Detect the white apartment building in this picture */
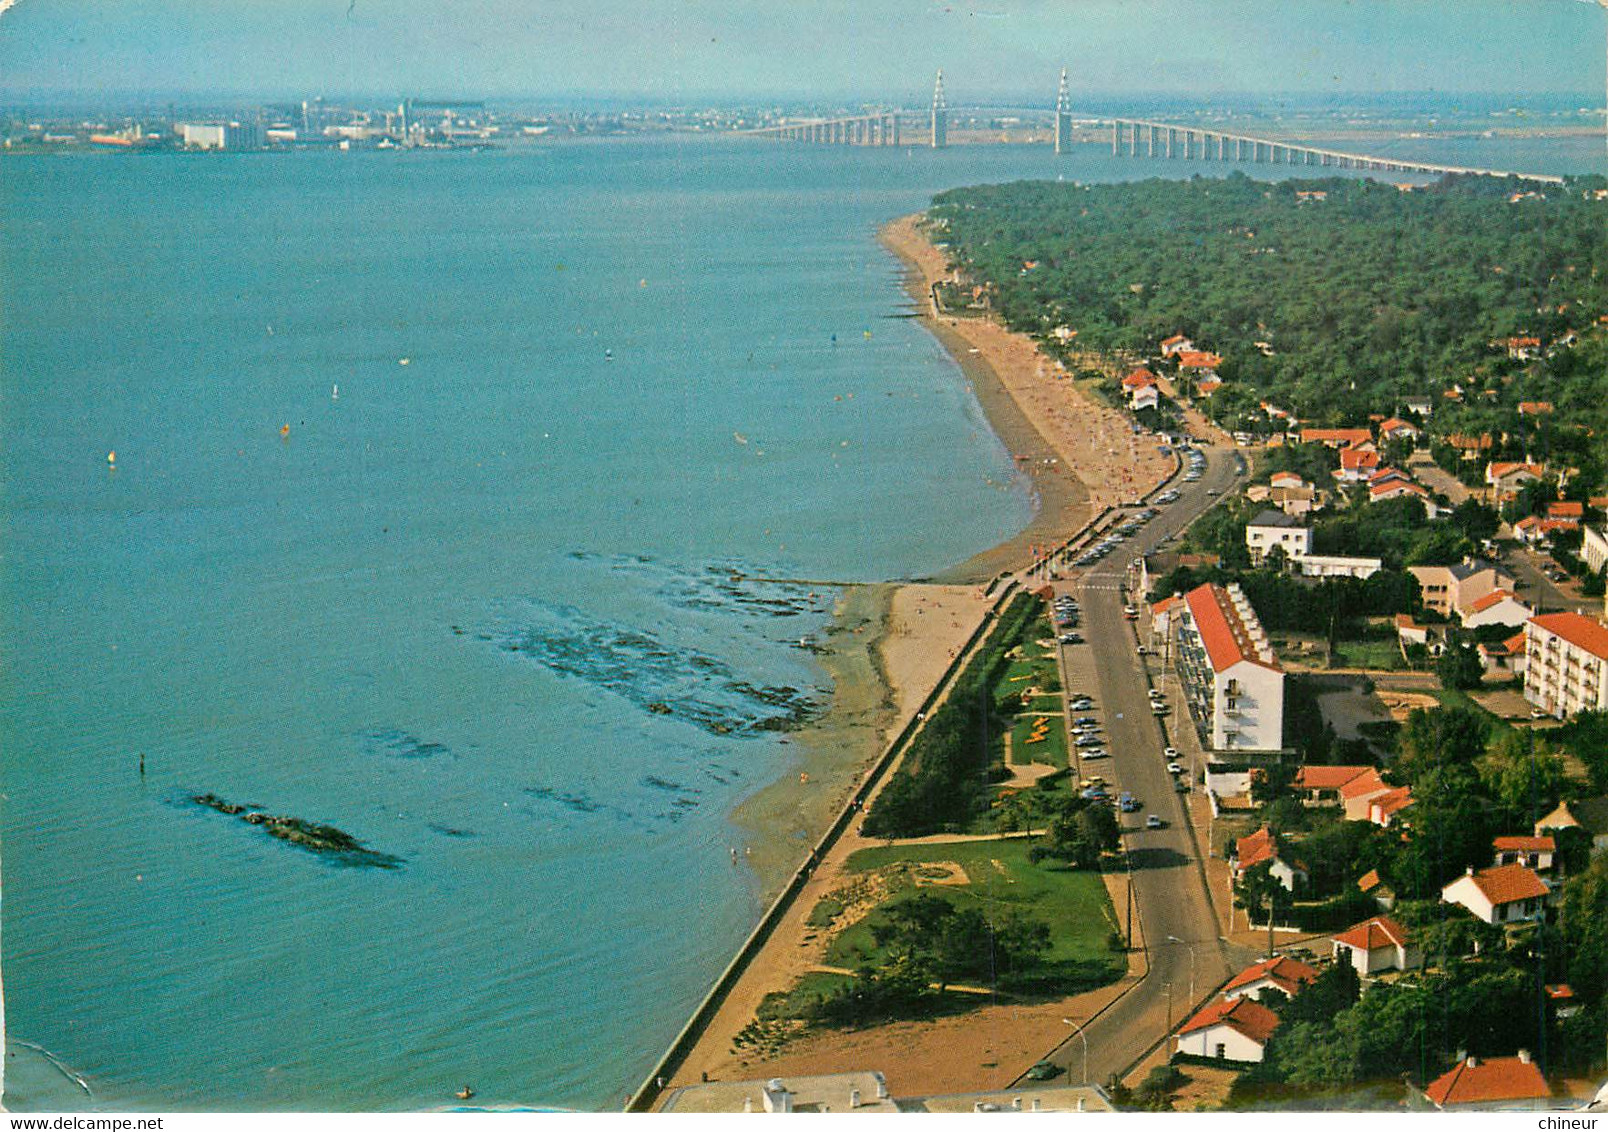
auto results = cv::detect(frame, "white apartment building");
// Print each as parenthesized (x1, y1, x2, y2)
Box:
(1176, 582, 1286, 751)
(1245, 510, 1312, 567)
(1524, 611, 1608, 718)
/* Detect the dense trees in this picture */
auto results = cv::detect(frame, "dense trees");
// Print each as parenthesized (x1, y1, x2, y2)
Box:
(930, 174, 1608, 443)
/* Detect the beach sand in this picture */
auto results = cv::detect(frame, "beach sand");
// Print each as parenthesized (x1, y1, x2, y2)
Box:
(653, 212, 1181, 1105)
(878, 214, 1174, 583)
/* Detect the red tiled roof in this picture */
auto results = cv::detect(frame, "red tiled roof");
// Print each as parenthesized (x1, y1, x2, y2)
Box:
(1379, 417, 1417, 434)
(1235, 826, 1276, 870)
(1545, 983, 1574, 1001)
(1373, 785, 1414, 819)
(1161, 334, 1191, 348)
(1340, 448, 1381, 471)
(1123, 367, 1158, 388)
(1339, 767, 1390, 800)
(1357, 868, 1383, 892)
(1177, 351, 1223, 369)
(1295, 765, 1374, 791)
(1528, 612, 1608, 662)
(1333, 915, 1409, 952)
(1488, 461, 1544, 481)
(1468, 589, 1522, 614)
(1456, 863, 1550, 905)
(1223, 955, 1319, 998)
(1302, 427, 1373, 446)
(1493, 835, 1554, 853)
(1371, 480, 1429, 500)
(1508, 336, 1542, 349)
(1177, 995, 1280, 1044)
(1518, 401, 1554, 415)
(1152, 594, 1184, 616)
(1548, 500, 1584, 518)
(1424, 1056, 1549, 1107)
(1184, 583, 1280, 674)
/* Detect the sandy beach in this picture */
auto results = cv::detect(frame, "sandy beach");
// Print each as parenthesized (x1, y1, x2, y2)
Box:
(643, 212, 1181, 1106)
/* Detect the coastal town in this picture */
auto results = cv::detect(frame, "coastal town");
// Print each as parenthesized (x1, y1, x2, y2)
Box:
(642, 172, 1608, 1114)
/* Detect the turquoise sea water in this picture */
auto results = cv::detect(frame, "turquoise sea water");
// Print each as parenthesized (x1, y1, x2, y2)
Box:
(0, 133, 1592, 1112)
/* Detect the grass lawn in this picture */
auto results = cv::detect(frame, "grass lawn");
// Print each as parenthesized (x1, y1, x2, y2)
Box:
(1010, 713, 1068, 768)
(1329, 638, 1405, 671)
(828, 838, 1122, 975)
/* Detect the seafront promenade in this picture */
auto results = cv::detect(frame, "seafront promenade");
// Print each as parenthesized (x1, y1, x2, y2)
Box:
(629, 213, 1241, 1110)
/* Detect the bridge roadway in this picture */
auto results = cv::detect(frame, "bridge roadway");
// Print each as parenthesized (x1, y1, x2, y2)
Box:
(1108, 116, 1565, 185)
(1037, 442, 1258, 1086)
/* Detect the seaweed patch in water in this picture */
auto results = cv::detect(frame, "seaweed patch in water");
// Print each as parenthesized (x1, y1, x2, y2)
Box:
(361, 729, 454, 760)
(486, 600, 820, 737)
(189, 793, 402, 869)
(427, 823, 477, 839)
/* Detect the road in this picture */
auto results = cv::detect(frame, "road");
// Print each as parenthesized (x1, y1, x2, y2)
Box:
(1036, 441, 1258, 1086)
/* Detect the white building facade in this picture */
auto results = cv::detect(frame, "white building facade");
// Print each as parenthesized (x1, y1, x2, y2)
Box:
(1523, 612, 1608, 718)
(1176, 583, 1286, 751)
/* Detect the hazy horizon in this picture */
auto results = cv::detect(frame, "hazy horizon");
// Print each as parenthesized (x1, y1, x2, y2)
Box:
(1, 1, 1605, 105)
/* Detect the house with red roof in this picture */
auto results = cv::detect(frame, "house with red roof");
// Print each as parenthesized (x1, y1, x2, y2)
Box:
(1174, 996, 1280, 1063)
(1335, 445, 1382, 483)
(1368, 474, 1440, 517)
(1517, 401, 1554, 416)
(1460, 588, 1532, 630)
(1547, 500, 1583, 520)
(1301, 427, 1374, 449)
(1292, 765, 1376, 807)
(1486, 461, 1545, 503)
(1415, 1052, 1551, 1111)
(1377, 417, 1420, 441)
(1332, 915, 1421, 976)
(1407, 559, 1515, 619)
(1513, 515, 1580, 545)
(1160, 334, 1195, 357)
(1149, 593, 1184, 640)
(1368, 785, 1415, 829)
(1492, 835, 1554, 872)
(1478, 631, 1528, 678)
(1339, 767, 1395, 822)
(1121, 369, 1160, 411)
(1176, 583, 1285, 751)
(1195, 376, 1223, 398)
(1231, 826, 1306, 891)
(1222, 955, 1319, 1002)
(1441, 863, 1552, 925)
(1524, 611, 1608, 718)
(1176, 350, 1223, 376)
(1504, 336, 1543, 361)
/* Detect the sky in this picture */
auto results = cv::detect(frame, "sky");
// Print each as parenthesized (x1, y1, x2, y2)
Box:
(0, 0, 1604, 105)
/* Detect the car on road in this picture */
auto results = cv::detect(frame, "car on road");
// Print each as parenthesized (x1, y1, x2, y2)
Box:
(1026, 1061, 1064, 1082)
(1119, 793, 1140, 812)
(1205, 488, 1220, 496)
(1146, 814, 1165, 830)
(1167, 762, 1184, 775)
(1123, 606, 1139, 619)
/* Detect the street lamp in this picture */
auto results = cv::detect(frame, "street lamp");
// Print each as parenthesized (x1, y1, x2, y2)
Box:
(1061, 1017, 1091, 1084)
(1167, 935, 1198, 1004)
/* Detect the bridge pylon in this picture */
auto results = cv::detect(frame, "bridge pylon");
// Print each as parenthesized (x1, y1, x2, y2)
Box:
(930, 70, 948, 149)
(1054, 67, 1072, 154)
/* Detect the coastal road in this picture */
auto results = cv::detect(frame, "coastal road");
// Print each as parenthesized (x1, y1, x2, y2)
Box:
(1039, 442, 1257, 1086)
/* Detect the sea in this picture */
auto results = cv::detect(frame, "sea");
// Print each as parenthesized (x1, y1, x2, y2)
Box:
(0, 129, 1594, 1112)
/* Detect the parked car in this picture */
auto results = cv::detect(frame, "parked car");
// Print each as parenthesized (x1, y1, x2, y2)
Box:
(1146, 814, 1165, 830)
(1119, 793, 1140, 812)
(1164, 747, 1179, 760)
(1081, 748, 1108, 760)
(1026, 1061, 1063, 1082)
(1167, 762, 1184, 775)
